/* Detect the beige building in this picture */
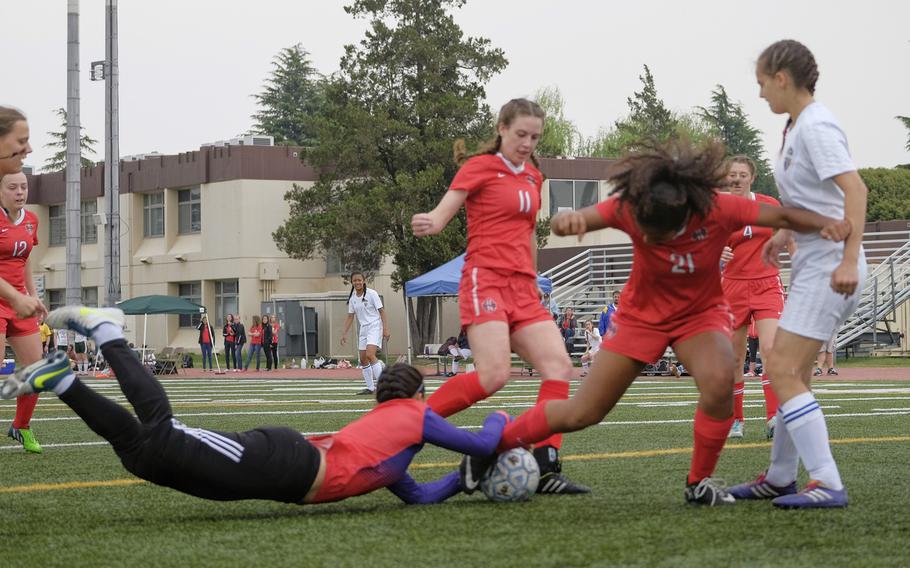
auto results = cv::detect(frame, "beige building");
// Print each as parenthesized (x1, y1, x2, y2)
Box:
(24, 145, 627, 358)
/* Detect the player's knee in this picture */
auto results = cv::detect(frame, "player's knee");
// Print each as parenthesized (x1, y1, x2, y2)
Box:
(536, 355, 573, 381)
(478, 366, 511, 393)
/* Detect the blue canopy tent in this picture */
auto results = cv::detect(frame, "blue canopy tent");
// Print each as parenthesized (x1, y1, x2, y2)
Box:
(403, 254, 553, 361)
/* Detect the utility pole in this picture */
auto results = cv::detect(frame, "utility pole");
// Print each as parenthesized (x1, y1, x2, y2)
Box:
(65, 0, 82, 307)
(102, 0, 121, 305)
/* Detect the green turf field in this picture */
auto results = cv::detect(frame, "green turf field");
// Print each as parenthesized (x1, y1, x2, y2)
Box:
(2, 376, 909, 567)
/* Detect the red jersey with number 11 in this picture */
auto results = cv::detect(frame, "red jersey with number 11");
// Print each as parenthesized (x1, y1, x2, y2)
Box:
(596, 193, 760, 325)
(449, 154, 543, 277)
(0, 209, 39, 293)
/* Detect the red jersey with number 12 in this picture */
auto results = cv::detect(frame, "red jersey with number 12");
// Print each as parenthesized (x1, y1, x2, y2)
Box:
(0, 209, 39, 293)
(449, 154, 542, 277)
(596, 193, 760, 325)
(723, 193, 780, 280)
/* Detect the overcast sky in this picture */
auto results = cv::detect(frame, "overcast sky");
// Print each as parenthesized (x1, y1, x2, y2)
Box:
(5, 1, 909, 171)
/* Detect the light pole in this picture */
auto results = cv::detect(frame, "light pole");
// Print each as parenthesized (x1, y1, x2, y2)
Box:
(91, 0, 121, 306)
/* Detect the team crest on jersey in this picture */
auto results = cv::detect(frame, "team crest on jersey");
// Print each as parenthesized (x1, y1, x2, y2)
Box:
(24, 222, 34, 234)
(691, 228, 708, 241)
(482, 298, 498, 313)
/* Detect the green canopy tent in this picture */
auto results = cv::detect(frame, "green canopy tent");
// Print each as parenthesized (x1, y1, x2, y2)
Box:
(116, 295, 216, 371)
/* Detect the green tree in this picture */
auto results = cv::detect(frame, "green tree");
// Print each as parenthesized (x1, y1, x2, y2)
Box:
(577, 65, 711, 157)
(252, 44, 325, 147)
(533, 85, 578, 157)
(698, 85, 776, 196)
(897, 115, 910, 153)
(273, 0, 507, 348)
(42, 107, 98, 173)
(859, 167, 910, 221)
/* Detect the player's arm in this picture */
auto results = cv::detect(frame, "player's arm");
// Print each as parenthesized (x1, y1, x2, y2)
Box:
(754, 203, 850, 240)
(412, 190, 468, 237)
(551, 203, 612, 240)
(339, 313, 355, 345)
(829, 171, 868, 296)
(0, 275, 41, 319)
(386, 471, 462, 505)
(22, 257, 47, 320)
(422, 410, 509, 455)
(379, 307, 390, 340)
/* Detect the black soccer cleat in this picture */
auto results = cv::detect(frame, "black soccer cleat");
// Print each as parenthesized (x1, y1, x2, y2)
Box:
(685, 477, 735, 506)
(533, 446, 591, 495)
(460, 453, 495, 494)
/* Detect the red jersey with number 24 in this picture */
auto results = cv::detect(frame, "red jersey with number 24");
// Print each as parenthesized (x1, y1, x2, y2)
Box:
(723, 193, 780, 280)
(449, 154, 542, 277)
(0, 209, 39, 293)
(596, 193, 760, 325)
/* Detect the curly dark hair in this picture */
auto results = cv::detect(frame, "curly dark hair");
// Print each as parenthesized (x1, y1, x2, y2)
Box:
(376, 363, 425, 403)
(607, 138, 727, 235)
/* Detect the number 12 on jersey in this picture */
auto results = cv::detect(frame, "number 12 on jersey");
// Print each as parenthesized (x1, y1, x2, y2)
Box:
(670, 252, 695, 274)
(11, 240, 28, 257)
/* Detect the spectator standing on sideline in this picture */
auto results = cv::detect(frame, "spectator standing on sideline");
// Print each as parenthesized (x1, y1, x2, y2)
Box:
(233, 316, 247, 373)
(54, 328, 69, 353)
(815, 331, 839, 376)
(262, 315, 274, 371)
(39, 321, 52, 355)
(73, 332, 89, 373)
(598, 290, 620, 336)
(245, 315, 263, 371)
(197, 315, 214, 372)
(270, 318, 281, 369)
(223, 314, 237, 371)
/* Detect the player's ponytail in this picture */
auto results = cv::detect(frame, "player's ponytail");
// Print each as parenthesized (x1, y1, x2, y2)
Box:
(608, 137, 726, 235)
(455, 98, 545, 167)
(375, 363, 425, 403)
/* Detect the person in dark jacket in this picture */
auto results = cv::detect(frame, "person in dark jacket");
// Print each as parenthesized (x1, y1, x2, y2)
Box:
(557, 307, 577, 355)
(262, 315, 274, 371)
(233, 316, 247, 373)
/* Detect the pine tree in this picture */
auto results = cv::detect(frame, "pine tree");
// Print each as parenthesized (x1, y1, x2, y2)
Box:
(251, 44, 325, 147)
(41, 107, 98, 173)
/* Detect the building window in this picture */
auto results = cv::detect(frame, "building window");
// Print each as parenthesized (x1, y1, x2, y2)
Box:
(49, 205, 65, 246)
(178, 282, 202, 327)
(81, 200, 98, 244)
(47, 289, 65, 312)
(214, 279, 239, 326)
(81, 287, 99, 307)
(549, 180, 598, 216)
(325, 248, 348, 275)
(177, 187, 201, 234)
(143, 192, 165, 237)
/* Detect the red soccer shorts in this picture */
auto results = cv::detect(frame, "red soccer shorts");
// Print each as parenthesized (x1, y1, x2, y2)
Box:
(0, 301, 39, 338)
(722, 276, 784, 330)
(458, 266, 552, 333)
(601, 304, 734, 364)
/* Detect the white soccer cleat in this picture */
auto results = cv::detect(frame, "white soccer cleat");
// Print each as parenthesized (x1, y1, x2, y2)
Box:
(46, 306, 126, 337)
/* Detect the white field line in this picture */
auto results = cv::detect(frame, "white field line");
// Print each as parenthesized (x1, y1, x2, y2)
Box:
(4, 409, 910, 452)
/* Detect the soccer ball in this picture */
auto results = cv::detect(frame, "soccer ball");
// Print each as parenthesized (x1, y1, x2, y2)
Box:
(480, 448, 540, 502)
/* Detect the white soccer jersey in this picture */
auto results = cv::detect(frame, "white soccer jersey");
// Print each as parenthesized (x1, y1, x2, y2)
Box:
(55, 329, 69, 346)
(348, 288, 383, 328)
(774, 101, 855, 250)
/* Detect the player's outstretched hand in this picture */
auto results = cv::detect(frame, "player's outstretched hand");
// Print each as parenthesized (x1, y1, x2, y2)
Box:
(820, 218, 852, 242)
(551, 211, 587, 239)
(761, 232, 788, 269)
(411, 212, 442, 237)
(830, 262, 859, 297)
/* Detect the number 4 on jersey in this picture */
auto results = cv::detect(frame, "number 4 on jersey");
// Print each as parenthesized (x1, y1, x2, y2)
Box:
(670, 252, 695, 274)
